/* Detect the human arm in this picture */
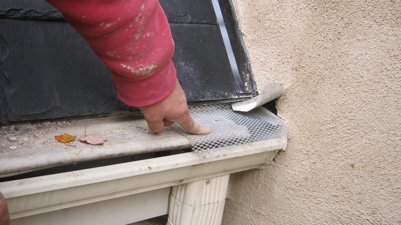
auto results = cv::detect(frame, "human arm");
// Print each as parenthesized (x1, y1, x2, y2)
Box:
(47, 0, 209, 134)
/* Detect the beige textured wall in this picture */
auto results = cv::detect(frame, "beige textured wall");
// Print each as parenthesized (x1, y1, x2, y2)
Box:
(223, 0, 401, 224)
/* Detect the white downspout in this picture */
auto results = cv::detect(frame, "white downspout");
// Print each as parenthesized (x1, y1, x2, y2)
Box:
(168, 175, 229, 225)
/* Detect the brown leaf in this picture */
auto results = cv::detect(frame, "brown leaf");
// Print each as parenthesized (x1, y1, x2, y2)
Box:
(55, 133, 76, 143)
(79, 135, 107, 145)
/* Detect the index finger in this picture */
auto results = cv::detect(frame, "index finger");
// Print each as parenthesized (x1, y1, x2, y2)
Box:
(175, 111, 211, 135)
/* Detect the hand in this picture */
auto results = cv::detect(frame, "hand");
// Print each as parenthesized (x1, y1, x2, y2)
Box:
(141, 80, 210, 134)
(0, 192, 10, 225)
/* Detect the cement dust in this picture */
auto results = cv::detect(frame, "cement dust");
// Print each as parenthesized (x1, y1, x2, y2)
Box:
(0, 120, 82, 153)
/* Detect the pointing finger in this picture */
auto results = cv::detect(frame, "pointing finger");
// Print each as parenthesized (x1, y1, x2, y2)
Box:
(175, 112, 211, 135)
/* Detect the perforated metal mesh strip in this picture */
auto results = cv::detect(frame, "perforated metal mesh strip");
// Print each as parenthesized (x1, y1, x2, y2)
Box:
(177, 104, 287, 151)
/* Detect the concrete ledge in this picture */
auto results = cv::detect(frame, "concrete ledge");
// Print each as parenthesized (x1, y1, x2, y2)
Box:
(0, 113, 191, 177)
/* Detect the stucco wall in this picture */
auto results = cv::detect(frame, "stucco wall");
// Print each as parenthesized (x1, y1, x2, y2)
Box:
(223, 1, 401, 224)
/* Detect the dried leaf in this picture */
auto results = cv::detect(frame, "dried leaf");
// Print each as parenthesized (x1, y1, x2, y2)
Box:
(55, 133, 76, 143)
(79, 135, 107, 145)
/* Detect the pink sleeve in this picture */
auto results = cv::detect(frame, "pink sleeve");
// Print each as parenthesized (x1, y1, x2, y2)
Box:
(47, 0, 177, 107)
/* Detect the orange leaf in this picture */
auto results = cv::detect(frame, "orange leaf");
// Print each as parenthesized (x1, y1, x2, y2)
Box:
(55, 133, 76, 143)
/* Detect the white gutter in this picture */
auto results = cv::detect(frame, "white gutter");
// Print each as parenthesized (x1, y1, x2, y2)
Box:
(1, 137, 285, 225)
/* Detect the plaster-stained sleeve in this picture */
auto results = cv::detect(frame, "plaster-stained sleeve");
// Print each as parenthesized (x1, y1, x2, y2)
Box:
(47, 0, 176, 107)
